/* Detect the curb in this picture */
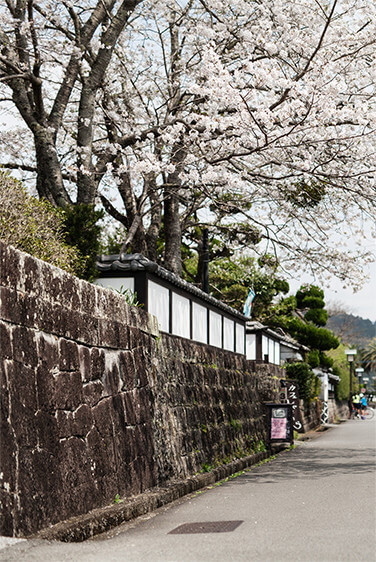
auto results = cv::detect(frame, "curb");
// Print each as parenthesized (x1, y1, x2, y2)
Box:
(32, 447, 285, 543)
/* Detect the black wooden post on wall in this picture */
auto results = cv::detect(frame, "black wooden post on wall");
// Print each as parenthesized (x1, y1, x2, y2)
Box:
(202, 228, 209, 294)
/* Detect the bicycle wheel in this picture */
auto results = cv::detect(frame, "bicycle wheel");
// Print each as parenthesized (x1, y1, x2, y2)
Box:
(364, 408, 374, 420)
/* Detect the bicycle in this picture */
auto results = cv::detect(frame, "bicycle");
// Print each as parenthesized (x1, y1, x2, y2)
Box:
(363, 407, 374, 420)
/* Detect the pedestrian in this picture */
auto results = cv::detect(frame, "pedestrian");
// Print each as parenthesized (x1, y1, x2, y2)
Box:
(352, 393, 361, 418)
(360, 393, 367, 419)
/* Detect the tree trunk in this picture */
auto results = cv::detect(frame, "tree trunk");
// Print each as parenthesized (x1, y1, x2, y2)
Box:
(33, 126, 71, 208)
(145, 175, 162, 262)
(164, 183, 182, 275)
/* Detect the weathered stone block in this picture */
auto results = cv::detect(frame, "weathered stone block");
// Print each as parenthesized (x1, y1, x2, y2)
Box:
(59, 339, 80, 371)
(51, 437, 98, 524)
(0, 321, 12, 359)
(0, 287, 22, 325)
(73, 404, 93, 437)
(118, 350, 136, 391)
(0, 409, 17, 490)
(34, 298, 59, 334)
(103, 360, 121, 396)
(22, 254, 41, 295)
(122, 391, 137, 426)
(35, 410, 59, 454)
(80, 282, 97, 315)
(56, 409, 74, 438)
(57, 405, 94, 440)
(54, 371, 83, 410)
(90, 347, 106, 381)
(8, 361, 37, 419)
(79, 345, 92, 382)
(92, 397, 114, 439)
(36, 332, 59, 370)
(0, 242, 20, 288)
(0, 490, 16, 536)
(86, 426, 117, 491)
(11, 326, 38, 368)
(83, 380, 104, 407)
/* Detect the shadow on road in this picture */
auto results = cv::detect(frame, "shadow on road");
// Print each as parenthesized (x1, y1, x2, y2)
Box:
(228, 447, 376, 484)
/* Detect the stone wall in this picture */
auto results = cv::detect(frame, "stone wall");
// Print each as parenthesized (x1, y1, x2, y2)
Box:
(300, 399, 322, 431)
(328, 399, 349, 422)
(0, 242, 282, 537)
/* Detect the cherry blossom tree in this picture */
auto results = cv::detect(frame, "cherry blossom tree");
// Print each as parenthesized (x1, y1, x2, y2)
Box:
(0, 0, 141, 207)
(1, 0, 375, 282)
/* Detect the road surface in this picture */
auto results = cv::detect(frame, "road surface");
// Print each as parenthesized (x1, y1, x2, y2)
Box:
(1, 416, 375, 561)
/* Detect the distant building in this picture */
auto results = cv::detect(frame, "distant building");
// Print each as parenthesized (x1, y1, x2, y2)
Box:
(246, 321, 309, 365)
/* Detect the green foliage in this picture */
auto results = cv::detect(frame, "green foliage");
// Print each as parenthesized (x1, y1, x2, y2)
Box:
(114, 286, 143, 308)
(300, 296, 325, 309)
(268, 284, 338, 376)
(0, 171, 82, 275)
(307, 350, 320, 368)
(100, 225, 128, 255)
(304, 308, 328, 326)
(285, 362, 320, 401)
(270, 316, 338, 351)
(268, 284, 337, 400)
(206, 256, 289, 315)
(296, 285, 324, 307)
(326, 345, 352, 400)
(253, 440, 267, 453)
(267, 295, 297, 319)
(361, 338, 376, 372)
(62, 204, 104, 281)
(229, 418, 242, 432)
(284, 180, 326, 208)
(319, 352, 334, 369)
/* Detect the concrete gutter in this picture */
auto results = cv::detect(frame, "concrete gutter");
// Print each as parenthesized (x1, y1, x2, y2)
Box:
(31, 447, 286, 543)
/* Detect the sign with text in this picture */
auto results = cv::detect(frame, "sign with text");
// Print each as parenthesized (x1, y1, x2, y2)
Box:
(265, 403, 293, 444)
(286, 380, 304, 433)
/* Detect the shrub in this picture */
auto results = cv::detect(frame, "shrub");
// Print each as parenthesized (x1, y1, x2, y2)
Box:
(0, 170, 82, 275)
(304, 308, 328, 326)
(285, 361, 321, 401)
(62, 203, 104, 281)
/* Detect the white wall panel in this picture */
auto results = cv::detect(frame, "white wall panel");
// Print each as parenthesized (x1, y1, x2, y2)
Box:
(223, 317, 234, 351)
(172, 292, 190, 338)
(148, 280, 169, 332)
(262, 335, 269, 360)
(235, 323, 245, 354)
(275, 341, 280, 365)
(192, 302, 208, 343)
(94, 277, 134, 294)
(269, 338, 274, 363)
(246, 333, 256, 360)
(209, 310, 222, 348)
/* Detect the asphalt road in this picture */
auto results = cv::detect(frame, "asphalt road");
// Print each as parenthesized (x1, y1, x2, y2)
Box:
(1, 416, 375, 562)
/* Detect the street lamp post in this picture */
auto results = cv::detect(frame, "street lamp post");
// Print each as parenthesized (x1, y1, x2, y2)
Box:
(355, 367, 364, 391)
(345, 349, 357, 417)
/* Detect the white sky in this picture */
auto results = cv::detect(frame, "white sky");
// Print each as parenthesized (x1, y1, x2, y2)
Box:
(289, 259, 376, 323)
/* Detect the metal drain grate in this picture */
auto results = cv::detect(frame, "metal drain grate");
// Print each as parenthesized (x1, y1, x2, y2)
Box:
(168, 520, 243, 534)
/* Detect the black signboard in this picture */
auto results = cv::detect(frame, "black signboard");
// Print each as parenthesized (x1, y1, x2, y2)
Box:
(265, 403, 293, 444)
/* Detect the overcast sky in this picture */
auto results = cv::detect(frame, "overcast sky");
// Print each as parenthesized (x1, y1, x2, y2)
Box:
(289, 259, 376, 324)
